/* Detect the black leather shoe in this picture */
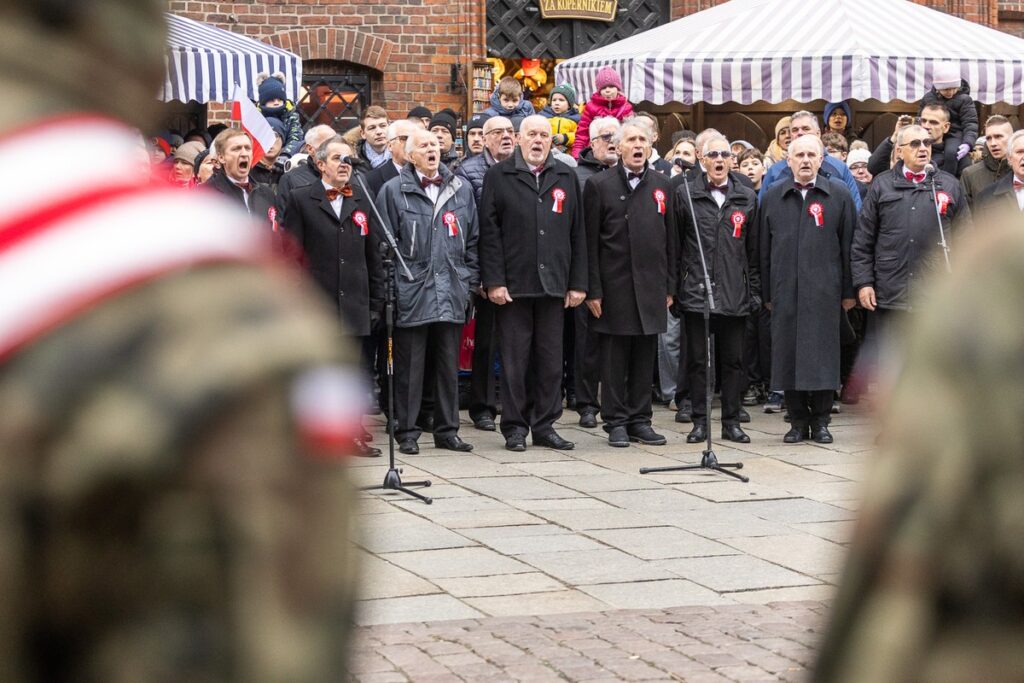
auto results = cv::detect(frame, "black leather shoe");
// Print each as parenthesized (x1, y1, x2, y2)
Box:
(353, 438, 382, 457)
(738, 408, 751, 423)
(533, 432, 575, 450)
(783, 427, 809, 444)
(629, 425, 667, 445)
(811, 425, 834, 444)
(435, 434, 474, 452)
(607, 425, 630, 448)
(721, 424, 750, 443)
(686, 422, 707, 443)
(472, 415, 496, 431)
(675, 399, 692, 423)
(504, 434, 527, 452)
(579, 410, 598, 428)
(398, 438, 419, 455)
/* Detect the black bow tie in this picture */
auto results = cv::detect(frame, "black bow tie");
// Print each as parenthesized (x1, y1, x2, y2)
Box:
(794, 182, 814, 191)
(708, 182, 728, 193)
(420, 176, 443, 189)
(627, 171, 644, 181)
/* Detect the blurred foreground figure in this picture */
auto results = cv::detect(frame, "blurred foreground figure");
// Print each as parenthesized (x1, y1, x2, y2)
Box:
(0, 2, 360, 681)
(814, 209, 1024, 682)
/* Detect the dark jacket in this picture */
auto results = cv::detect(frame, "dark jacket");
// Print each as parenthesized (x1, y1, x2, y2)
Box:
(822, 101, 859, 143)
(259, 103, 304, 158)
(206, 170, 276, 230)
(760, 153, 863, 211)
(868, 137, 962, 179)
(275, 156, 320, 215)
(960, 146, 1011, 208)
(574, 148, 613, 191)
(583, 164, 677, 335)
(454, 149, 501, 204)
(282, 181, 385, 336)
(481, 90, 536, 119)
(758, 177, 856, 391)
(375, 165, 479, 328)
(851, 163, 969, 311)
(249, 162, 283, 192)
(975, 172, 1022, 216)
(920, 81, 979, 147)
(365, 161, 402, 200)
(479, 149, 587, 298)
(674, 173, 760, 318)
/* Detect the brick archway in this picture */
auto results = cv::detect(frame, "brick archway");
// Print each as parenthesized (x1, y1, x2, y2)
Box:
(268, 28, 395, 73)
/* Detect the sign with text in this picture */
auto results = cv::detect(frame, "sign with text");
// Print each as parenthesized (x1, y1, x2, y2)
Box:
(538, 0, 617, 22)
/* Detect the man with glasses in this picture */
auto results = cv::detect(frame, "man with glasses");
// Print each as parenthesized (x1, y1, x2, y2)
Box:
(868, 104, 963, 178)
(853, 124, 969, 325)
(456, 116, 516, 431)
(366, 118, 417, 198)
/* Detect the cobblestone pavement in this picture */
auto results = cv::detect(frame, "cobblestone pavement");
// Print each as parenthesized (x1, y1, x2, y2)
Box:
(346, 400, 874, 681)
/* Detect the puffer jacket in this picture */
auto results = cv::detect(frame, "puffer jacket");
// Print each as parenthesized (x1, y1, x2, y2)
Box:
(571, 92, 634, 158)
(482, 89, 536, 119)
(540, 105, 580, 152)
(259, 101, 304, 158)
(920, 81, 979, 147)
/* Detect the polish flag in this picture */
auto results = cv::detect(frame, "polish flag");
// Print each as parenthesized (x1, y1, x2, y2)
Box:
(231, 84, 276, 166)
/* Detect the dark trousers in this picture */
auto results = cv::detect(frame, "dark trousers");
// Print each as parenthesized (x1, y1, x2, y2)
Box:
(784, 390, 833, 429)
(468, 294, 498, 420)
(599, 333, 656, 431)
(685, 312, 745, 426)
(562, 308, 576, 399)
(496, 296, 565, 438)
(376, 328, 434, 421)
(744, 306, 771, 389)
(573, 305, 601, 414)
(393, 322, 461, 442)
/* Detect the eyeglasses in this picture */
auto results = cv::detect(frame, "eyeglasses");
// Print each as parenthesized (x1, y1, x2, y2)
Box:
(594, 133, 614, 143)
(704, 150, 734, 159)
(902, 138, 933, 150)
(388, 135, 409, 143)
(486, 128, 515, 136)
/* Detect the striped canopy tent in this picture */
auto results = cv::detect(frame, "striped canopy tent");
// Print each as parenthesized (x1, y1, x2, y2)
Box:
(554, 0, 1024, 106)
(162, 13, 302, 104)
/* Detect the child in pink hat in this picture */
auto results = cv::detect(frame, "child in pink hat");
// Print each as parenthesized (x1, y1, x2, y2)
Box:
(571, 66, 634, 159)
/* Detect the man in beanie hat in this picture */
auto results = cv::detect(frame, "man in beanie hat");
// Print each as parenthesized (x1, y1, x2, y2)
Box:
(540, 83, 580, 154)
(408, 105, 433, 128)
(0, 1, 361, 679)
(170, 140, 206, 186)
(919, 61, 978, 175)
(256, 72, 303, 160)
(572, 66, 633, 159)
(465, 112, 489, 157)
(430, 109, 461, 170)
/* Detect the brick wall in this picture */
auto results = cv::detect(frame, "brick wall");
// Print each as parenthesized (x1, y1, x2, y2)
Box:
(168, 0, 486, 124)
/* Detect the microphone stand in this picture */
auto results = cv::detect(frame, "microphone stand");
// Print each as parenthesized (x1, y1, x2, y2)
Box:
(352, 167, 433, 504)
(924, 166, 952, 273)
(639, 175, 748, 483)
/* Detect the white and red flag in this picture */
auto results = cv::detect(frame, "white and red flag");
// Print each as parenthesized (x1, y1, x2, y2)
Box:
(231, 84, 276, 166)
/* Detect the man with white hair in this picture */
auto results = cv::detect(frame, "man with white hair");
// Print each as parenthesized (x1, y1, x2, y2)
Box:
(758, 135, 857, 444)
(575, 116, 620, 189)
(759, 110, 863, 211)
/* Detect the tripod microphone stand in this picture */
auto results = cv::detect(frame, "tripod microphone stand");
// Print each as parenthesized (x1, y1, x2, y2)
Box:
(639, 174, 748, 482)
(352, 169, 433, 504)
(923, 163, 952, 274)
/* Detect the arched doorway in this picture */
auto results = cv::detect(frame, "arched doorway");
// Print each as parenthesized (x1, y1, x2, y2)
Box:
(296, 60, 381, 132)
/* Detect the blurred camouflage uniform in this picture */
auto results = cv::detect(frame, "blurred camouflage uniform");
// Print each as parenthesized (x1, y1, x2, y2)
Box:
(0, 2, 360, 681)
(814, 210, 1024, 682)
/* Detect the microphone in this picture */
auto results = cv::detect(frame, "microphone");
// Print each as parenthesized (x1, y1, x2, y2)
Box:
(343, 155, 368, 168)
(923, 163, 935, 176)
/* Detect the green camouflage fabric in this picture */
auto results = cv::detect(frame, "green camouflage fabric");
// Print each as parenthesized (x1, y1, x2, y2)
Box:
(0, 266, 362, 682)
(814, 208, 1024, 682)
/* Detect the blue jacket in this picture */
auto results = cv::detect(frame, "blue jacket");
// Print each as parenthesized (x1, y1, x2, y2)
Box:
(759, 153, 863, 211)
(482, 90, 536, 119)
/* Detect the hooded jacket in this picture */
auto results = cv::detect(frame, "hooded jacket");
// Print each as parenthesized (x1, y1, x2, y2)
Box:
(571, 92, 634, 159)
(481, 89, 536, 119)
(257, 100, 304, 158)
(919, 80, 979, 148)
(540, 105, 581, 152)
(822, 102, 858, 143)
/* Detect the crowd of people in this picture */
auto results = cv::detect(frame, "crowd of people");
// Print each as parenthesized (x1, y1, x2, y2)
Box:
(144, 63, 1023, 454)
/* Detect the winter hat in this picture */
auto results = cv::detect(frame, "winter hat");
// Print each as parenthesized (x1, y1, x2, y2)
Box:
(594, 67, 623, 92)
(933, 61, 961, 90)
(774, 116, 792, 137)
(466, 113, 490, 131)
(151, 135, 171, 158)
(550, 83, 578, 109)
(846, 148, 871, 168)
(173, 140, 206, 166)
(408, 105, 432, 120)
(266, 116, 288, 141)
(429, 111, 457, 139)
(258, 73, 287, 106)
(193, 148, 211, 176)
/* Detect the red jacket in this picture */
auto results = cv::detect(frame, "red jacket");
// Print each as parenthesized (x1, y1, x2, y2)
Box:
(571, 92, 634, 158)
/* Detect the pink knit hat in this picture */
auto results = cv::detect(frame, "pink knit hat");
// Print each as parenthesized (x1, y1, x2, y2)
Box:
(932, 61, 961, 90)
(594, 66, 623, 92)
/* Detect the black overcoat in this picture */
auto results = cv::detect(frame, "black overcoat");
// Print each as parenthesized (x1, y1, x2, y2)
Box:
(852, 163, 969, 311)
(758, 178, 855, 392)
(674, 173, 759, 318)
(207, 170, 277, 231)
(583, 164, 677, 335)
(479, 149, 587, 298)
(282, 181, 385, 336)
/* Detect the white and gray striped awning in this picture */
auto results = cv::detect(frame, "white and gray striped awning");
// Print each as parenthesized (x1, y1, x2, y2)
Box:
(555, 0, 1024, 105)
(162, 13, 302, 104)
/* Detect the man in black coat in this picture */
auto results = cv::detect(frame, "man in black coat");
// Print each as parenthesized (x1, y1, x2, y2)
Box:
(455, 115, 516, 431)
(976, 129, 1024, 215)
(366, 119, 417, 199)
(758, 135, 856, 444)
(961, 116, 1013, 208)
(479, 115, 588, 452)
(583, 122, 676, 447)
(207, 127, 276, 231)
(282, 136, 386, 457)
(675, 134, 759, 445)
(275, 124, 336, 216)
(853, 124, 969, 325)
(868, 104, 965, 178)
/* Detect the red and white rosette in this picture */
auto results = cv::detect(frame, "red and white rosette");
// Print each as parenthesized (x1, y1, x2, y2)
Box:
(443, 210, 459, 236)
(653, 188, 666, 215)
(352, 210, 369, 236)
(730, 210, 745, 238)
(268, 206, 279, 233)
(551, 188, 566, 214)
(808, 202, 824, 227)
(936, 191, 951, 216)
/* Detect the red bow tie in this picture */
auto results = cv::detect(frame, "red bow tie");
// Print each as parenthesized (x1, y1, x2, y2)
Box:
(1014, 179, 1024, 191)
(533, 165, 545, 176)
(905, 171, 926, 183)
(708, 182, 728, 193)
(420, 176, 443, 189)
(235, 181, 252, 192)
(325, 186, 353, 201)
(794, 182, 814, 191)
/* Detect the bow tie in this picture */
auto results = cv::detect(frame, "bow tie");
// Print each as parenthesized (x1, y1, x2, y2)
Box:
(627, 171, 645, 181)
(325, 186, 353, 201)
(1014, 179, 1024, 191)
(235, 181, 252, 192)
(905, 171, 926, 183)
(794, 182, 814, 191)
(533, 165, 545, 175)
(708, 182, 728, 193)
(420, 175, 443, 189)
